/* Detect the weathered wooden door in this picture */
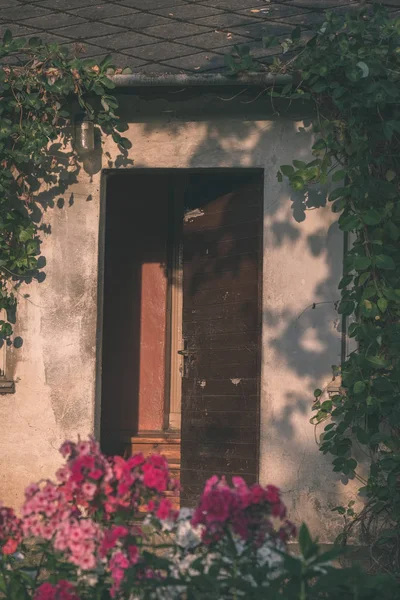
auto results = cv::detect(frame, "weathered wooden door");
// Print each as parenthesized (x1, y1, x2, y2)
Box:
(180, 171, 263, 506)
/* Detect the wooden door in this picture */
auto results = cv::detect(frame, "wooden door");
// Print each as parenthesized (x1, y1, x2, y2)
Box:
(180, 171, 263, 506)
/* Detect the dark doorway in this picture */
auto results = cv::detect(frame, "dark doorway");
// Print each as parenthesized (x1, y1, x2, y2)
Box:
(100, 169, 263, 503)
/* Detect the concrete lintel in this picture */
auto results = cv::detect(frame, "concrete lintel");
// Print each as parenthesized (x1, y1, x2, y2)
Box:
(112, 72, 293, 88)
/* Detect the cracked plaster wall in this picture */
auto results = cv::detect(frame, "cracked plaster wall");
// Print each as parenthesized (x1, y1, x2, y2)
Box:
(0, 96, 359, 541)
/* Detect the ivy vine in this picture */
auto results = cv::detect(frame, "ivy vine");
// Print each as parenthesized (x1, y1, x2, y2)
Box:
(240, 4, 400, 569)
(0, 31, 130, 345)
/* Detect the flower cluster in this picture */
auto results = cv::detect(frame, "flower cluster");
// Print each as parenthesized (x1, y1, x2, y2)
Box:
(20, 438, 178, 594)
(54, 517, 103, 571)
(22, 482, 71, 540)
(192, 476, 296, 545)
(22, 479, 103, 571)
(57, 438, 114, 512)
(57, 438, 178, 520)
(34, 580, 80, 600)
(0, 438, 301, 599)
(0, 503, 22, 555)
(100, 525, 140, 597)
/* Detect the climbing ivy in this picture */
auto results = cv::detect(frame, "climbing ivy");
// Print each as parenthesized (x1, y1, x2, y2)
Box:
(0, 31, 130, 344)
(254, 4, 400, 569)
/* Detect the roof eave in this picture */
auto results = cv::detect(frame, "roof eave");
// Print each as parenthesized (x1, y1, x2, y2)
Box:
(112, 72, 292, 87)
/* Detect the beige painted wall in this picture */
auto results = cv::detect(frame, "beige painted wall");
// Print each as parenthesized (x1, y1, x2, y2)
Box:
(0, 108, 356, 541)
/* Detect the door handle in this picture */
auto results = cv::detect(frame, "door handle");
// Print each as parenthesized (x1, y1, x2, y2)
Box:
(178, 342, 195, 377)
(177, 349, 190, 357)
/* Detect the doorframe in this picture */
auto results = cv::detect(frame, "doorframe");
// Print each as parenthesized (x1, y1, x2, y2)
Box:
(97, 168, 264, 445)
(164, 175, 187, 431)
(94, 170, 108, 440)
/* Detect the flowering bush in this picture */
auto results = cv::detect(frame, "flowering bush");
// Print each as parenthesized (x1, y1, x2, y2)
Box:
(0, 438, 397, 599)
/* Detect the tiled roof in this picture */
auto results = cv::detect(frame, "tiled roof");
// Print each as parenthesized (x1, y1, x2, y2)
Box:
(1, 0, 399, 74)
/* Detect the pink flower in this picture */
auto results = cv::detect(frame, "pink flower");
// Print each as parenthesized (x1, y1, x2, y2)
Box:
(192, 476, 295, 546)
(82, 482, 97, 500)
(265, 485, 280, 505)
(127, 454, 145, 469)
(59, 441, 75, 459)
(156, 498, 173, 520)
(77, 553, 96, 570)
(101, 525, 129, 556)
(204, 475, 219, 493)
(109, 550, 131, 597)
(88, 469, 103, 480)
(76, 441, 91, 455)
(56, 467, 70, 483)
(25, 483, 40, 499)
(34, 580, 79, 600)
(147, 500, 155, 512)
(128, 544, 139, 564)
(2, 538, 18, 555)
(0, 504, 23, 555)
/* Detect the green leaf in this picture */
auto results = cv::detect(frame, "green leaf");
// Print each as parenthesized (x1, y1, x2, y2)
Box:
(100, 54, 113, 67)
(353, 381, 366, 394)
(339, 214, 361, 231)
(369, 432, 391, 445)
(388, 222, 399, 241)
(118, 137, 132, 149)
(263, 35, 279, 48)
(347, 322, 358, 337)
(312, 138, 326, 151)
(3, 29, 12, 45)
(385, 170, 396, 182)
(338, 300, 355, 315)
(291, 176, 305, 191)
(353, 255, 371, 271)
(324, 423, 335, 431)
(332, 505, 346, 515)
(363, 298, 373, 311)
(356, 61, 369, 78)
(362, 209, 381, 225)
(314, 388, 322, 398)
(356, 428, 369, 444)
(358, 272, 370, 285)
(329, 187, 348, 201)
(362, 286, 376, 299)
(347, 458, 358, 470)
(102, 77, 116, 89)
(293, 160, 307, 169)
(383, 121, 394, 141)
(291, 26, 301, 42)
(338, 274, 353, 289)
(28, 37, 41, 48)
(312, 80, 327, 93)
(377, 297, 388, 313)
(366, 355, 387, 368)
(18, 229, 33, 243)
(237, 44, 250, 56)
(280, 164, 295, 176)
(332, 169, 346, 182)
(101, 98, 109, 112)
(375, 254, 395, 270)
(298, 523, 315, 558)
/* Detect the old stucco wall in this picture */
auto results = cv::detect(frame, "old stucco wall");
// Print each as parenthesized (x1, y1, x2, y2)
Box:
(0, 93, 355, 541)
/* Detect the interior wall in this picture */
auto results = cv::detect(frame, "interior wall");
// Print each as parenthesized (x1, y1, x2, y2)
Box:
(100, 173, 170, 454)
(0, 93, 355, 542)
